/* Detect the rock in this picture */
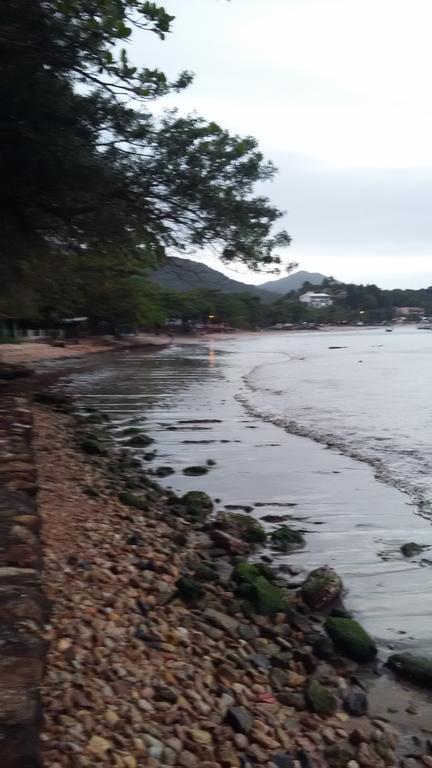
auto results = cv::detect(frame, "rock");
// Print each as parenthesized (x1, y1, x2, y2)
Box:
(179, 491, 213, 522)
(193, 562, 218, 582)
(210, 529, 249, 555)
(154, 686, 178, 703)
(324, 617, 377, 662)
(189, 729, 212, 746)
(233, 733, 249, 749)
(298, 750, 319, 768)
(325, 744, 356, 767)
(302, 567, 343, 610)
(270, 525, 305, 552)
(387, 653, 432, 687)
(183, 465, 209, 476)
(218, 512, 267, 544)
(233, 561, 274, 584)
(204, 607, 239, 635)
(305, 679, 338, 716)
(357, 742, 382, 767)
(400, 542, 428, 557)
(248, 575, 294, 616)
(343, 689, 368, 717)
(271, 755, 296, 768)
(87, 735, 112, 757)
(176, 576, 205, 604)
(179, 749, 198, 767)
(224, 706, 253, 734)
(312, 635, 335, 660)
(119, 491, 148, 510)
(128, 433, 154, 446)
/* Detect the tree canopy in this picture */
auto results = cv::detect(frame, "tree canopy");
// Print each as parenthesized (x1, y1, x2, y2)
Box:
(0, 0, 291, 318)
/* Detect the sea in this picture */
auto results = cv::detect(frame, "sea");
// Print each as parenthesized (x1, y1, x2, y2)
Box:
(63, 326, 432, 657)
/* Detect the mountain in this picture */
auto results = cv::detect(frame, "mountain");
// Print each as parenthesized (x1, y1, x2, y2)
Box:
(149, 257, 278, 301)
(261, 270, 328, 294)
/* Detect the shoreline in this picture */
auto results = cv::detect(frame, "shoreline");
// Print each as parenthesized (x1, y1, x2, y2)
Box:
(34, 393, 432, 767)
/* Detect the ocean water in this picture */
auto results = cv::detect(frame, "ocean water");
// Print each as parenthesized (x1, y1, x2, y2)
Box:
(63, 327, 432, 654)
(243, 326, 432, 512)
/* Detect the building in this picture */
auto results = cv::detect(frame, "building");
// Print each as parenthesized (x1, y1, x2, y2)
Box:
(394, 307, 424, 317)
(299, 292, 333, 308)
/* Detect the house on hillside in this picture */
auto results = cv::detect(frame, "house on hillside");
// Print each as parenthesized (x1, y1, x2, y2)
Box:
(394, 306, 424, 317)
(299, 292, 333, 308)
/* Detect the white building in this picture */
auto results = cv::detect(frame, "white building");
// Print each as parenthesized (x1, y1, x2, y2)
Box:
(299, 292, 333, 308)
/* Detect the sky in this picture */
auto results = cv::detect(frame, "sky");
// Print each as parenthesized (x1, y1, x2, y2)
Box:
(132, 0, 432, 288)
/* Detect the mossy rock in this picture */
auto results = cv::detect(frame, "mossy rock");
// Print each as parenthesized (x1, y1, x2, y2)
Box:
(387, 653, 432, 687)
(183, 465, 209, 476)
(306, 678, 337, 715)
(118, 491, 148, 511)
(313, 635, 335, 660)
(121, 426, 144, 436)
(325, 617, 377, 662)
(143, 451, 157, 461)
(248, 575, 294, 616)
(176, 576, 205, 603)
(193, 562, 219, 582)
(270, 525, 305, 552)
(225, 513, 267, 544)
(84, 486, 100, 498)
(233, 561, 274, 585)
(152, 466, 174, 478)
(400, 542, 428, 557)
(180, 491, 213, 522)
(302, 567, 343, 610)
(127, 433, 154, 447)
(80, 438, 106, 455)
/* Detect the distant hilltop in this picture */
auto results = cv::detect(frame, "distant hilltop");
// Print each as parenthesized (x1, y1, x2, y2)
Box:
(150, 258, 328, 298)
(260, 270, 328, 293)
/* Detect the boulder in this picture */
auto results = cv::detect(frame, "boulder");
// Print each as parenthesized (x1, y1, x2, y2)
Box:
(180, 491, 213, 522)
(233, 561, 274, 585)
(218, 513, 266, 544)
(305, 678, 338, 715)
(302, 567, 343, 610)
(248, 575, 293, 616)
(387, 653, 432, 687)
(119, 491, 148, 511)
(324, 617, 377, 662)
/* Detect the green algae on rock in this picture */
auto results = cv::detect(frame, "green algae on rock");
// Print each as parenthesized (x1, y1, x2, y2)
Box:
(302, 566, 343, 610)
(387, 652, 432, 687)
(324, 617, 377, 662)
(176, 576, 206, 604)
(270, 524, 305, 552)
(118, 491, 148, 511)
(180, 490, 213, 522)
(246, 575, 294, 616)
(306, 678, 338, 715)
(222, 513, 267, 544)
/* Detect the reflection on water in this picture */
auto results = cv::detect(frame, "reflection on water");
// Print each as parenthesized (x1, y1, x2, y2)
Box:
(63, 331, 432, 655)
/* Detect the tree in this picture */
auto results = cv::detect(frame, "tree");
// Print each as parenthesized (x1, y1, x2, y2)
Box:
(0, 0, 291, 317)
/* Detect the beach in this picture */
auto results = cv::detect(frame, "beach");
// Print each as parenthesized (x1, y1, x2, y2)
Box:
(3, 328, 432, 766)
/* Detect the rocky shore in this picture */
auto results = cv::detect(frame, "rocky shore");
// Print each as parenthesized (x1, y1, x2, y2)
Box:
(28, 394, 432, 768)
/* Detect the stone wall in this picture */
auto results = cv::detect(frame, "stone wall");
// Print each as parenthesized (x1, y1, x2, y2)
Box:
(0, 395, 48, 768)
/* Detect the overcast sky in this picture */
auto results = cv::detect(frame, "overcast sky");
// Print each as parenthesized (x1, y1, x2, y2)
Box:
(133, 0, 432, 288)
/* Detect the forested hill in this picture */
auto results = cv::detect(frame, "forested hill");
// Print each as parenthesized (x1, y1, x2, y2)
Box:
(149, 257, 279, 301)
